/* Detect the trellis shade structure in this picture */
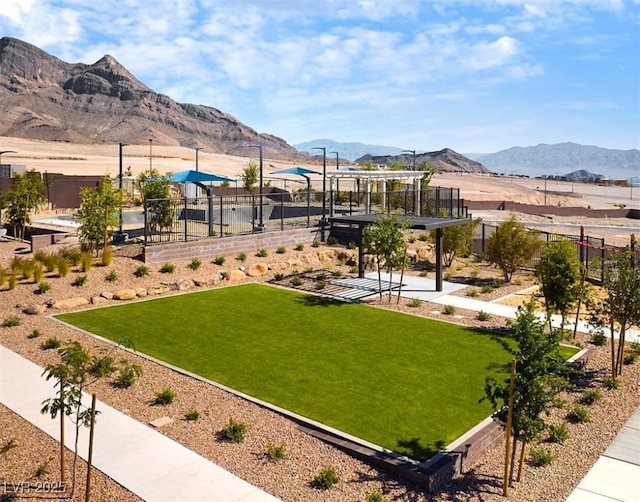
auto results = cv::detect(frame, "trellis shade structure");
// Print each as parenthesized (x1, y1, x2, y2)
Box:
(271, 166, 322, 227)
(328, 170, 425, 213)
(328, 214, 472, 291)
(170, 170, 235, 184)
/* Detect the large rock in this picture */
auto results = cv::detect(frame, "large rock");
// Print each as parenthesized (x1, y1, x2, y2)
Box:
(193, 276, 221, 288)
(23, 304, 45, 315)
(113, 289, 137, 301)
(160, 279, 195, 291)
(148, 285, 171, 295)
(101, 291, 114, 300)
(52, 297, 89, 310)
(270, 262, 288, 272)
(91, 296, 108, 305)
(247, 263, 268, 277)
(135, 288, 148, 297)
(226, 270, 247, 282)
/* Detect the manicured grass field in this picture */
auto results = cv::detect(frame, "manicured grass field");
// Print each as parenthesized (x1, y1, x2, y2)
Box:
(55, 283, 570, 460)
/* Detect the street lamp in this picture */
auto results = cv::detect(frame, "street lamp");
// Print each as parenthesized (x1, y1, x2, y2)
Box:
(402, 149, 416, 171)
(149, 139, 153, 170)
(115, 143, 128, 243)
(312, 146, 327, 227)
(195, 147, 203, 172)
(0, 150, 17, 169)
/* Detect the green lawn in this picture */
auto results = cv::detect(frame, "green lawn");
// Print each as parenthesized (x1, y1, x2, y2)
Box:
(55, 283, 573, 460)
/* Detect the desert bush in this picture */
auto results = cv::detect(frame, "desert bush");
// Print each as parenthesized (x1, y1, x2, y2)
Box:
(408, 298, 422, 308)
(477, 311, 491, 321)
(294, 243, 304, 251)
(159, 263, 175, 274)
(185, 409, 200, 421)
(367, 490, 389, 502)
(153, 388, 176, 405)
(567, 405, 591, 423)
(326, 236, 338, 245)
(223, 417, 247, 443)
(579, 389, 602, 405)
(236, 252, 247, 262)
(466, 289, 479, 298)
(315, 280, 326, 290)
(442, 304, 456, 315)
(212, 256, 226, 265)
(276, 246, 286, 254)
(56, 256, 71, 278)
(590, 332, 607, 346)
(101, 246, 113, 266)
(418, 233, 429, 241)
(313, 466, 339, 490)
(134, 265, 150, 278)
(114, 360, 143, 388)
(105, 270, 118, 282)
(481, 284, 494, 294)
(3, 315, 22, 327)
(546, 422, 570, 444)
(36, 281, 51, 294)
(28, 329, 42, 339)
(61, 248, 82, 266)
(265, 438, 287, 461)
(443, 271, 453, 281)
(290, 276, 302, 286)
(32, 262, 44, 283)
(529, 446, 554, 466)
(273, 273, 285, 281)
(187, 257, 202, 270)
(89, 355, 117, 378)
(347, 241, 357, 250)
(0, 267, 7, 287)
(623, 352, 638, 365)
(79, 252, 93, 272)
(312, 240, 320, 248)
(72, 274, 88, 287)
(256, 248, 268, 257)
(8, 273, 17, 290)
(603, 376, 619, 389)
(42, 337, 61, 350)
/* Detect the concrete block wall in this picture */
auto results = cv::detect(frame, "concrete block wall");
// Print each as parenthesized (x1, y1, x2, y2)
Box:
(143, 227, 322, 264)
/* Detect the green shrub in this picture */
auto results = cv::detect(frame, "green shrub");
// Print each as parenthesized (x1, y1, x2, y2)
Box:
(72, 274, 88, 287)
(408, 235, 416, 244)
(36, 281, 51, 294)
(159, 263, 175, 274)
(265, 438, 287, 461)
(134, 265, 150, 278)
(105, 270, 118, 282)
(313, 466, 339, 490)
(529, 446, 554, 466)
(442, 305, 456, 315)
(579, 389, 602, 405)
(0, 438, 17, 455)
(276, 246, 286, 254)
(42, 337, 61, 350)
(27, 329, 42, 339)
(466, 289, 479, 298)
(547, 422, 570, 444)
(315, 280, 326, 290)
(629, 341, 640, 355)
(326, 236, 339, 245)
(476, 311, 491, 321)
(567, 405, 591, 423)
(188, 257, 202, 270)
(223, 417, 247, 443)
(408, 298, 422, 308)
(185, 409, 200, 421)
(236, 252, 247, 262)
(89, 355, 117, 378)
(347, 241, 357, 250)
(443, 271, 453, 281)
(513, 277, 523, 286)
(349, 266, 358, 275)
(470, 267, 480, 279)
(101, 246, 113, 266)
(80, 252, 93, 272)
(2, 316, 22, 327)
(481, 285, 494, 294)
(603, 376, 619, 389)
(62, 248, 82, 266)
(19, 259, 34, 280)
(491, 278, 503, 288)
(8, 273, 17, 290)
(256, 248, 268, 257)
(56, 257, 70, 278)
(273, 273, 285, 281)
(418, 233, 429, 241)
(294, 243, 304, 251)
(290, 276, 302, 286)
(312, 240, 320, 248)
(0, 267, 7, 287)
(623, 352, 638, 365)
(212, 256, 226, 266)
(114, 360, 143, 388)
(35, 463, 49, 477)
(331, 270, 342, 277)
(590, 332, 607, 346)
(32, 263, 44, 283)
(153, 388, 176, 405)
(367, 490, 389, 502)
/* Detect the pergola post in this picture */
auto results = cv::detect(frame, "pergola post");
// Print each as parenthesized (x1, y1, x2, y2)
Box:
(366, 179, 372, 213)
(435, 227, 443, 291)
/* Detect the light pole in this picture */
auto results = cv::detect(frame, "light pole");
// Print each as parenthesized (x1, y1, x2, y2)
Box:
(312, 146, 327, 228)
(149, 139, 153, 171)
(330, 151, 339, 210)
(195, 147, 203, 172)
(0, 150, 17, 170)
(402, 149, 416, 170)
(115, 143, 128, 243)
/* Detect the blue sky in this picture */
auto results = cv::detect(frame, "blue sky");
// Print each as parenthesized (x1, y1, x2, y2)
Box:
(1, 0, 639, 153)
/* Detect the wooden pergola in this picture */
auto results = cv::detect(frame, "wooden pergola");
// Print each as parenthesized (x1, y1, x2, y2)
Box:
(328, 214, 471, 291)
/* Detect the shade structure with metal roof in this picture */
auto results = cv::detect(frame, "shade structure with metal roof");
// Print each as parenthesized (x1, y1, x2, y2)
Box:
(271, 166, 322, 227)
(170, 169, 235, 184)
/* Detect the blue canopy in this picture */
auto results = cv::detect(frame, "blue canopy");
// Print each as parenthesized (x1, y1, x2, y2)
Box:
(170, 170, 235, 183)
(271, 166, 321, 176)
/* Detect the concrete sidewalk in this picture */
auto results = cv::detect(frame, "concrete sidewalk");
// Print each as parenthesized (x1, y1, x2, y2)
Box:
(0, 346, 279, 502)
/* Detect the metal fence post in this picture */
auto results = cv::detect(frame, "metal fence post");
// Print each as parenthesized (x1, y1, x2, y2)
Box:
(280, 193, 284, 231)
(219, 195, 224, 237)
(143, 199, 148, 246)
(251, 193, 256, 233)
(183, 197, 188, 242)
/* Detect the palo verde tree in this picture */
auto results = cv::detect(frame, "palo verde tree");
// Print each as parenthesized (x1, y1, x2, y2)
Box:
(363, 213, 409, 301)
(75, 175, 123, 254)
(431, 217, 481, 267)
(137, 168, 174, 236)
(536, 239, 583, 336)
(239, 159, 259, 193)
(486, 216, 542, 282)
(482, 300, 568, 487)
(588, 246, 640, 378)
(0, 170, 47, 241)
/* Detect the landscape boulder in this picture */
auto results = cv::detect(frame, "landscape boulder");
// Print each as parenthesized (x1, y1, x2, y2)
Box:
(161, 279, 194, 291)
(101, 291, 114, 300)
(91, 296, 108, 305)
(135, 288, 148, 297)
(226, 270, 247, 282)
(247, 263, 268, 277)
(113, 289, 137, 301)
(52, 297, 89, 310)
(23, 304, 45, 315)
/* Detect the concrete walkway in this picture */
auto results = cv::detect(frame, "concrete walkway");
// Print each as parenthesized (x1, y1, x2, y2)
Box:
(0, 346, 279, 502)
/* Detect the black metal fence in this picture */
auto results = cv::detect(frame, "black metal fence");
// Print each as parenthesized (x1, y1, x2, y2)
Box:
(471, 223, 639, 283)
(143, 186, 465, 245)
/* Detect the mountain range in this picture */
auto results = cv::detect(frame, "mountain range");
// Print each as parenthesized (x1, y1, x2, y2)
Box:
(294, 139, 403, 161)
(0, 37, 299, 159)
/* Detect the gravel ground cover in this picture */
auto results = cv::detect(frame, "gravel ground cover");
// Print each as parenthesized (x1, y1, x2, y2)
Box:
(1, 238, 639, 502)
